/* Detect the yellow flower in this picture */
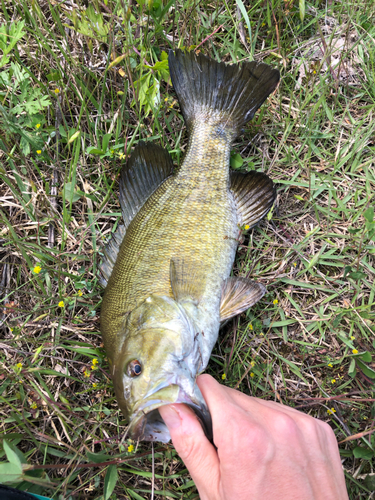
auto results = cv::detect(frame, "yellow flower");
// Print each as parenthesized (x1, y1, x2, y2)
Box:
(352, 349, 358, 354)
(54, 88, 60, 94)
(77, 290, 83, 297)
(92, 383, 97, 388)
(36, 123, 41, 129)
(118, 152, 125, 160)
(244, 225, 250, 230)
(127, 444, 134, 453)
(36, 150, 42, 154)
(328, 363, 333, 368)
(313, 70, 317, 74)
(293, 262, 297, 267)
(350, 336, 355, 340)
(31, 403, 37, 409)
(331, 379, 336, 384)
(327, 408, 336, 415)
(250, 360, 255, 367)
(92, 358, 98, 365)
(58, 301, 64, 308)
(273, 299, 278, 305)
(33, 265, 42, 274)
(249, 324, 253, 330)
(222, 373, 226, 380)
(250, 372, 255, 378)
(84, 369, 91, 378)
(16, 363, 23, 369)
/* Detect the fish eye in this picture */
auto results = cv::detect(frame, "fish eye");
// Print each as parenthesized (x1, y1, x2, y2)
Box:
(127, 359, 142, 377)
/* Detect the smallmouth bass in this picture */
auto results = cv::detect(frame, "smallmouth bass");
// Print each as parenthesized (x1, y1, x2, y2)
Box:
(100, 50, 280, 442)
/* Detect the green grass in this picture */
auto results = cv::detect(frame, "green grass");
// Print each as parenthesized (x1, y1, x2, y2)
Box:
(1, 0, 375, 498)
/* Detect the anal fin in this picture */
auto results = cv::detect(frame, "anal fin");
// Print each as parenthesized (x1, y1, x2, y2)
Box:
(220, 277, 266, 322)
(231, 170, 276, 229)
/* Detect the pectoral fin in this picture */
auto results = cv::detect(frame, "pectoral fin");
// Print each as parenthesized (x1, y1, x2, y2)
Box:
(170, 259, 201, 304)
(220, 277, 266, 321)
(230, 170, 276, 229)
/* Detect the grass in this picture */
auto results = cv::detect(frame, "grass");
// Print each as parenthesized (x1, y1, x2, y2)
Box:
(0, 0, 375, 498)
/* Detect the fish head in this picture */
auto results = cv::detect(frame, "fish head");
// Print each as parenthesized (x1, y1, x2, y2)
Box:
(112, 294, 212, 443)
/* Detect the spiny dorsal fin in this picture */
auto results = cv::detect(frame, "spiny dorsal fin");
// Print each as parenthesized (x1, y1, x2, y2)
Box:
(168, 50, 280, 135)
(120, 142, 174, 228)
(170, 259, 201, 304)
(230, 170, 276, 229)
(99, 224, 126, 287)
(220, 277, 266, 321)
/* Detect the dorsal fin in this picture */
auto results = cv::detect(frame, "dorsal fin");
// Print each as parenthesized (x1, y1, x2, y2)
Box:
(230, 170, 276, 229)
(119, 142, 174, 227)
(220, 277, 266, 321)
(99, 142, 174, 287)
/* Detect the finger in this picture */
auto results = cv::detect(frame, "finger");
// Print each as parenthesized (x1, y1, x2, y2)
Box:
(159, 404, 220, 496)
(198, 375, 314, 421)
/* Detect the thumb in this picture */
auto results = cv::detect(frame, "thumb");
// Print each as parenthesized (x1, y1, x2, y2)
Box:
(159, 404, 220, 494)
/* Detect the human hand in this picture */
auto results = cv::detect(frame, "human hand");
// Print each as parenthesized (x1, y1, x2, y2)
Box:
(159, 374, 348, 500)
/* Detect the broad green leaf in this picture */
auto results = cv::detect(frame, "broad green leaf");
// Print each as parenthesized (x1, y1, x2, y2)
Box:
(104, 464, 118, 500)
(347, 271, 366, 281)
(63, 182, 82, 203)
(353, 446, 374, 460)
(86, 451, 112, 463)
(47, 70, 61, 82)
(3, 441, 22, 468)
(356, 359, 375, 379)
(360, 351, 372, 363)
(348, 358, 356, 378)
(102, 133, 112, 152)
(230, 153, 243, 169)
(364, 206, 374, 223)
(0, 461, 23, 483)
(86, 146, 105, 155)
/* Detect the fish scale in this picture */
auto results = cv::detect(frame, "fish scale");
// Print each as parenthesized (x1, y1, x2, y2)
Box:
(102, 128, 237, 345)
(100, 49, 280, 442)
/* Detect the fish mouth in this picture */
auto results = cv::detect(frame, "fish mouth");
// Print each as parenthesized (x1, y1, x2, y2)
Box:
(128, 384, 212, 443)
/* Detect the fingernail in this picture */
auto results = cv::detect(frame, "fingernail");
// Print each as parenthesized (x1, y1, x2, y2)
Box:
(159, 405, 181, 430)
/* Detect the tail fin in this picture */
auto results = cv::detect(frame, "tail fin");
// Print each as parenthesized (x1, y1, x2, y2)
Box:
(168, 50, 280, 135)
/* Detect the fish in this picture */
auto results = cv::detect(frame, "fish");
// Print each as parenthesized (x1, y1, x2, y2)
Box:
(99, 50, 280, 443)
